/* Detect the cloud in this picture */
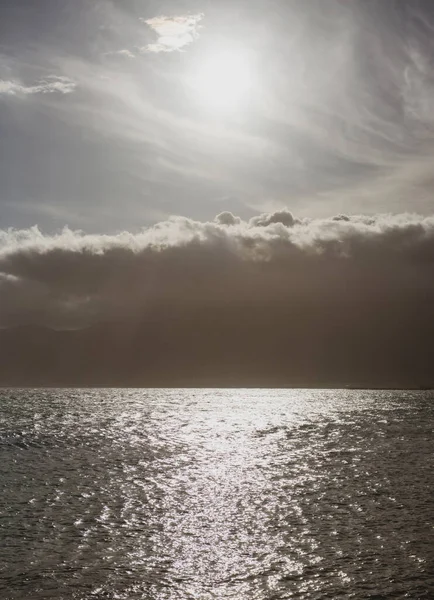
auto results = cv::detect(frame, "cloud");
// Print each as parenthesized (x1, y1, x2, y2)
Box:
(103, 49, 136, 60)
(7, 1, 434, 228)
(2, 209, 434, 324)
(0, 75, 76, 96)
(215, 212, 242, 226)
(43, 2, 434, 221)
(250, 210, 299, 228)
(141, 13, 203, 52)
(2, 209, 434, 385)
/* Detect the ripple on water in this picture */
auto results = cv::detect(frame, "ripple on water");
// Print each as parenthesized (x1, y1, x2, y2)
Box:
(0, 388, 433, 599)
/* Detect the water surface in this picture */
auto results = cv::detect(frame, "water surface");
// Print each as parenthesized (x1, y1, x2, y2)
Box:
(0, 389, 433, 599)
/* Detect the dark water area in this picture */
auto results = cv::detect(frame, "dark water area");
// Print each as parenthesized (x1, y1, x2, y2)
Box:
(0, 389, 433, 599)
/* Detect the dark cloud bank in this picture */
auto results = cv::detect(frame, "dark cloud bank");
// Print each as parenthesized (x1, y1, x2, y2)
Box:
(1, 210, 434, 387)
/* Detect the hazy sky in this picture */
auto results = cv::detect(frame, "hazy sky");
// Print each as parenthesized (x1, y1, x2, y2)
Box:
(2, 1, 434, 385)
(2, 0, 434, 231)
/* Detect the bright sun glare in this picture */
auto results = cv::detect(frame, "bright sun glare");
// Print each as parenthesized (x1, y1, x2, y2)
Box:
(191, 49, 252, 111)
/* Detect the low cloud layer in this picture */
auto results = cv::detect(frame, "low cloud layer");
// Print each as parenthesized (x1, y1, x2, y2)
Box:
(1, 210, 434, 385)
(2, 209, 434, 328)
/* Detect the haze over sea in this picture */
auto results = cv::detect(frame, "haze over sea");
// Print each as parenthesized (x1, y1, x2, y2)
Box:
(0, 388, 433, 600)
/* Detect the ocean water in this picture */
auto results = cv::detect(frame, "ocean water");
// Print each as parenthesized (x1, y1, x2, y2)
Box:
(0, 389, 433, 600)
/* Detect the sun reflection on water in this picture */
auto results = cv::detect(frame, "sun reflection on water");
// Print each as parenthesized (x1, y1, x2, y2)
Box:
(1, 388, 432, 599)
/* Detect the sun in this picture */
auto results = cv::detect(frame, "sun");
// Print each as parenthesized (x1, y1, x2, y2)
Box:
(190, 48, 252, 111)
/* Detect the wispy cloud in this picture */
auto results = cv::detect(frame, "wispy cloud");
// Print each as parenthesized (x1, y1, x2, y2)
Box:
(103, 49, 136, 60)
(5, 0, 434, 233)
(141, 13, 203, 53)
(0, 75, 76, 96)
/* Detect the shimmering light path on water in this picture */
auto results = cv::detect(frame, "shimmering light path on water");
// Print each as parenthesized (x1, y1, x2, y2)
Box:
(0, 389, 433, 599)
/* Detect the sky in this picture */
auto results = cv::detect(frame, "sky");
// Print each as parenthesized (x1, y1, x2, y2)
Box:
(2, 0, 434, 230)
(1, 0, 434, 385)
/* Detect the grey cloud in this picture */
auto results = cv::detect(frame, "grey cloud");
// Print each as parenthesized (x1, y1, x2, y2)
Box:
(215, 212, 242, 226)
(250, 210, 299, 228)
(2, 209, 434, 385)
(1, 210, 434, 328)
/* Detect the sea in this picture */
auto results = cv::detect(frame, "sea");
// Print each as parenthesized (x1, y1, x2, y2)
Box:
(0, 389, 433, 600)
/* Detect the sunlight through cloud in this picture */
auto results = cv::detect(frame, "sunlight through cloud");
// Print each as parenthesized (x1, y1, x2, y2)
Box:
(190, 48, 252, 111)
(142, 13, 203, 53)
